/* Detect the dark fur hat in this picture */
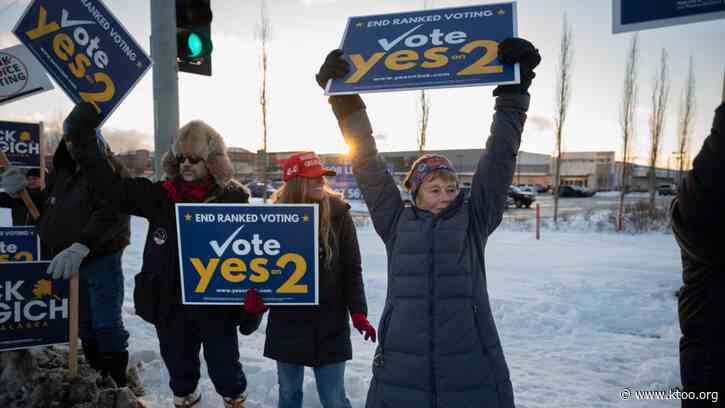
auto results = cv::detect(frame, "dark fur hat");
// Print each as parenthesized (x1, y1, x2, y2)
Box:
(161, 120, 234, 186)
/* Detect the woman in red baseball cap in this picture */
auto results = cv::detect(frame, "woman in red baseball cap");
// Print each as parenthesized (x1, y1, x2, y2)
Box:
(263, 151, 375, 408)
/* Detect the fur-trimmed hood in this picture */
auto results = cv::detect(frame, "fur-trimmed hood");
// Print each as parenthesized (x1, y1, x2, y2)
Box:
(161, 120, 234, 186)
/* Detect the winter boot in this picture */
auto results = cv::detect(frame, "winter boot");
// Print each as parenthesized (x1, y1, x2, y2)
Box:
(100, 351, 129, 387)
(174, 386, 202, 408)
(81, 340, 102, 371)
(222, 392, 247, 408)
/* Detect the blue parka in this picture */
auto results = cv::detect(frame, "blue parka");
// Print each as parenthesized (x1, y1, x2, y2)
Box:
(329, 93, 529, 408)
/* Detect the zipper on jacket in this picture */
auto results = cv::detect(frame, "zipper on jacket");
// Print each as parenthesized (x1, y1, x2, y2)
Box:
(430, 222, 437, 408)
(374, 304, 394, 368)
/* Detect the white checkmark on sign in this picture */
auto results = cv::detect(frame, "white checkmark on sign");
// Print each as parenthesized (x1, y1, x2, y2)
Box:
(209, 225, 245, 257)
(377, 24, 424, 51)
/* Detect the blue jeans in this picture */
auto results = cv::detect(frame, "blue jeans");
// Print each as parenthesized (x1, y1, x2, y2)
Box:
(277, 361, 352, 408)
(78, 250, 129, 353)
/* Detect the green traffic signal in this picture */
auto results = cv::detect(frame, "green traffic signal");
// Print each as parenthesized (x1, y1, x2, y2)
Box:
(187, 32, 202, 58)
(176, 0, 212, 75)
(178, 30, 212, 60)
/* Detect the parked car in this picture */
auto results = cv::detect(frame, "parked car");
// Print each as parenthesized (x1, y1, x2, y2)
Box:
(504, 195, 515, 209)
(460, 183, 472, 199)
(534, 184, 551, 193)
(246, 182, 275, 199)
(558, 185, 595, 198)
(657, 184, 676, 196)
(508, 185, 536, 208)
(518, 186, 536, 194)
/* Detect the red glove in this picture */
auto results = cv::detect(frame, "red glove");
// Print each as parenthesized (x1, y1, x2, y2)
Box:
(244, 289, 268, 315)
(351, 312, 376, 343)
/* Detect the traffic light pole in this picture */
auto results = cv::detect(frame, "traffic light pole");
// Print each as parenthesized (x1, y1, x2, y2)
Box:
(150, 0, 179, 181)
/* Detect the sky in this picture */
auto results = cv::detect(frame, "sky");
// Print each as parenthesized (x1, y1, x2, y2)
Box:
(1, 0, 724, 165)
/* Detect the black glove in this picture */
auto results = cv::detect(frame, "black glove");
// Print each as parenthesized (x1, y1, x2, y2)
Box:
(316, 49, 350, 89)
(493, 37, 541, 96)
(63, 102, 102, 145)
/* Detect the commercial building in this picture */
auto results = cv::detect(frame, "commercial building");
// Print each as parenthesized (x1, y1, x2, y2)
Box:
(109, 147, 684, 193)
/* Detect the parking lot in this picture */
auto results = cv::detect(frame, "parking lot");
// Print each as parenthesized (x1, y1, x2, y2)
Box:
(504, 192, 675, 220)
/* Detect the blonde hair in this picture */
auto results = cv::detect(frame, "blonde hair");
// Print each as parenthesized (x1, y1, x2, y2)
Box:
(271, 177, 342, 265)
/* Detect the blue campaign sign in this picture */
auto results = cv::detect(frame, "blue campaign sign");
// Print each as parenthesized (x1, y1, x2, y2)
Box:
(0, 121, 41, 168)
(613, 0, 725, 33)
(13, 0, 152, 125)
(0, 262, 70, 352)
(327, 2, 519, 95)
(176, 204, 319, 305)
(325, 163, 398, 200)
(0, 227, 41, 263)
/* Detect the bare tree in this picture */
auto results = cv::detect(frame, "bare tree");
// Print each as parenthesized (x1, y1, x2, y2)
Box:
(676, 57, 696, 187)
(552, 15, 573, 224)
(618, 34, 639, 232)
(417, 90, 430, 154)
(417, 0, 432, 155)
(256, 0, 271, 201)
(647, 49, 670, 214)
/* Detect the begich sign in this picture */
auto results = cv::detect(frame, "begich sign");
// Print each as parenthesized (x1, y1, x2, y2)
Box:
(0, 262, 69, 352)
(326, 2, 519, 94)
(0, 121, 42, 168)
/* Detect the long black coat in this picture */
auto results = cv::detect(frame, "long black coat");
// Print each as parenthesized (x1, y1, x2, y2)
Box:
(264, 196, 368, 367)
(38, 142, 130, 260)
(672, 103, 725, 398)
(69, 136, 261, 332)
(0, 188, 45, 226)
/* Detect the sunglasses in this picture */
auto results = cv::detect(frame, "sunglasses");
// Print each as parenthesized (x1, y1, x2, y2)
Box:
(175, 154, 204, 164)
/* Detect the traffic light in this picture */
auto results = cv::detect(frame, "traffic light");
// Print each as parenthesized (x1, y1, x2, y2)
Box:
(176, 0, 213, 76)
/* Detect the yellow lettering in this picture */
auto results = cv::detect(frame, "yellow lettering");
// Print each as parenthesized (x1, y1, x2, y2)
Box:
(25, 6, 60, 40)
(79, 72, 115, 113)
(14, 252, 33, 262)
(191, 258, 219, 293)
(276, 253, 308, 294)
(457, 40, 503, 76)
(385, 50, 418, 71)
(52, 33, 74, 62)
(249, 258, 270, 283)
(346, 52, 385, 84)
(221, 258, 247, 283)
(0, 255, 9, 263)
(422, 47, 449, 69)
(69, 53, 91, 78)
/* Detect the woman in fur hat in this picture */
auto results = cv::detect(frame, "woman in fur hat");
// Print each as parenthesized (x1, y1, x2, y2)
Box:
(61, 103, 265, 408)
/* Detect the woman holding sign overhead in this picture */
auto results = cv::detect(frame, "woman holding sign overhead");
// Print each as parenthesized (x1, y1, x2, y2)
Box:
(60, 108, 263, 408)
(317, 38, 541, 408)
(262, 151, 375, 408)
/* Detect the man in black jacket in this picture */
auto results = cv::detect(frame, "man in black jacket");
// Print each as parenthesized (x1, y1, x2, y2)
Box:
(0, 167, 45, 225)
(671, 102, 724, 406)
(41, 134, 132, 387)
(63, 102, 263, 408)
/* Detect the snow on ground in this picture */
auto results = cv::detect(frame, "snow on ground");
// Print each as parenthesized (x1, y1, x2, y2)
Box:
(0, 208, 683, 407)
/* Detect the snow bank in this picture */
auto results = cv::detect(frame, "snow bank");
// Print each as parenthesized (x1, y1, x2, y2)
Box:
(122, 217, 680, 407)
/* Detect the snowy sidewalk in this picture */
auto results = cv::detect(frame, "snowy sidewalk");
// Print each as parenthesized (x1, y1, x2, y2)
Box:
(0, 209, 681, 407)
(119, 216, 681, 408)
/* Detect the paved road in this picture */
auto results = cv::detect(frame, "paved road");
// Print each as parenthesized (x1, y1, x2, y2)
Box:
(503, 192, 675, 220)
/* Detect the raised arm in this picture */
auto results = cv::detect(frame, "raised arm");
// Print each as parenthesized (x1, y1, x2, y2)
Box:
(469, 38, 539, 236)
(63, 103, 166, 219)
(672, 102, 725, 263)
(318, 50, 402, 242)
